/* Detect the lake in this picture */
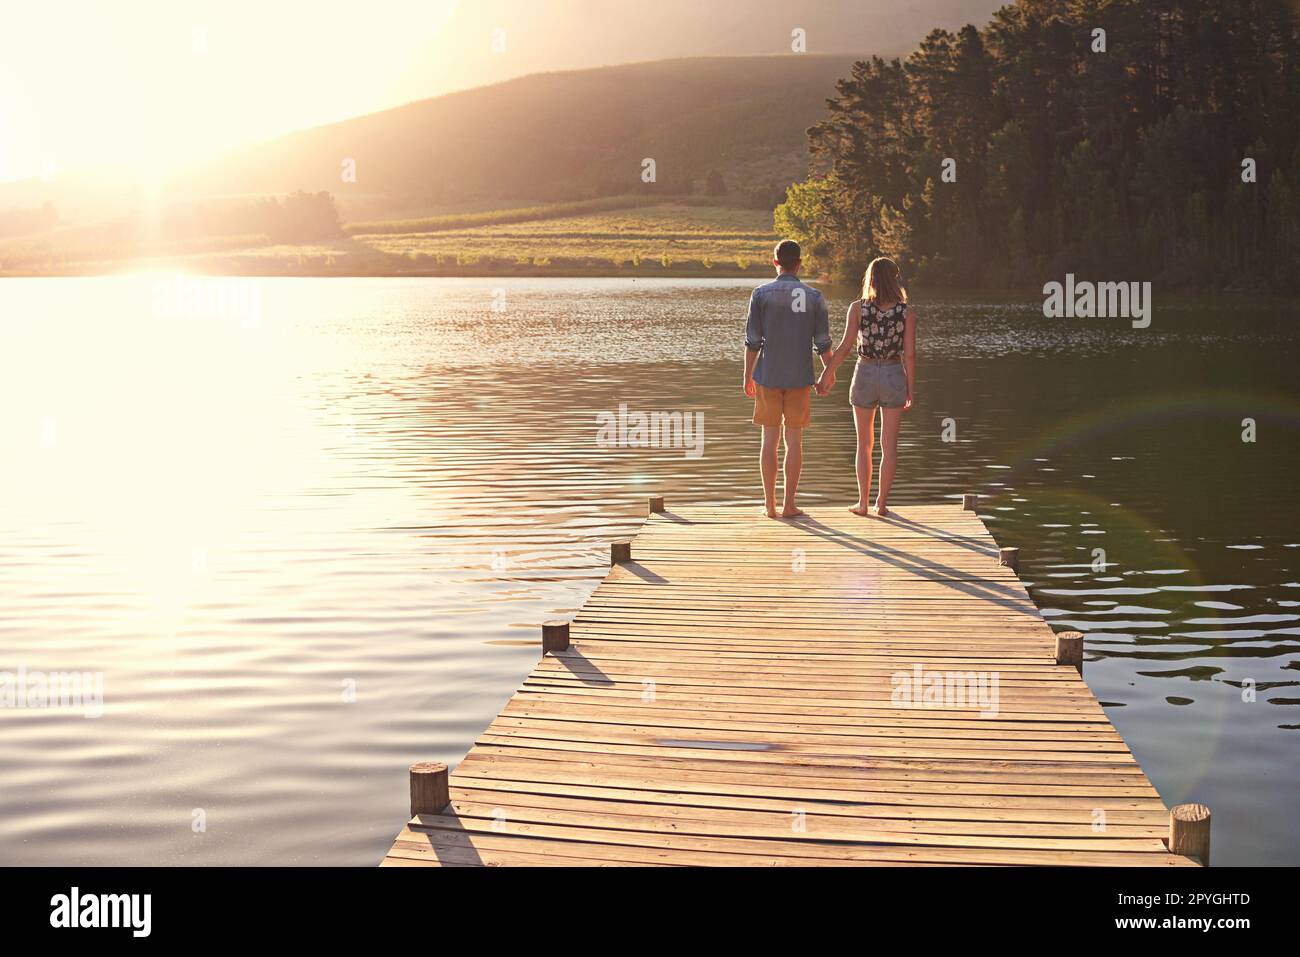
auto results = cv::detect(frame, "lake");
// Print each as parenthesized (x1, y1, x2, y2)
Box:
(0, 275, 1296, 866)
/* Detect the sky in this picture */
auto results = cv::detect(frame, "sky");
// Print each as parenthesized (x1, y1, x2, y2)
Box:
(0, 0, 1002, 184)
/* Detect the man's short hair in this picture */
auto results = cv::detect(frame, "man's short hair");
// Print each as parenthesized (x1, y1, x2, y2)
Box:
(774, 239, 801, 268)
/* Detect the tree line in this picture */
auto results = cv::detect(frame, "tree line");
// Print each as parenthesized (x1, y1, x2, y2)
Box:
(776, 0, 1300, 293)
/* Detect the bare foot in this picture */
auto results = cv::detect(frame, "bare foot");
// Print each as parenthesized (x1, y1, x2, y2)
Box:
(849, 503, 871, 516)
(873, 502, 890, 517)
(760, 506, 777, 519)
(780, 505, 805, 519)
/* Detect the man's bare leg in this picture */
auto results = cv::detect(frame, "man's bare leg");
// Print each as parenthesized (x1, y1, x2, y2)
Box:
(874, 406, 904, 516)
(850, 405, 875, 515)
(759, 424, 780, 518)
(781, 425, 804, 518)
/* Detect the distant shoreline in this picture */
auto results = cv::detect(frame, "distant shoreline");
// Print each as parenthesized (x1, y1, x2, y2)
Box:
(4, 194, 1286, 299)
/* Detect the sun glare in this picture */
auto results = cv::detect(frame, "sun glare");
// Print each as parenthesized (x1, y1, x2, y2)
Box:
(0, 1, 462, 182)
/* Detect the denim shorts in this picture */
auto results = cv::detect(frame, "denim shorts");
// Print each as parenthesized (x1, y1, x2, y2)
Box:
(850, 360, 908, 409)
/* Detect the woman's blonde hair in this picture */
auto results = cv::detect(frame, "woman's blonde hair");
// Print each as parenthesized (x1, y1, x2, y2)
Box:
(861, 257, 907, 304)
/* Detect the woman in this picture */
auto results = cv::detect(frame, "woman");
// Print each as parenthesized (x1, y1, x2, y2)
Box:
(817, 257, 916, 517)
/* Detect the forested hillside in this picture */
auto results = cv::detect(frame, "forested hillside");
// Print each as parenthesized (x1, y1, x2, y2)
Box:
(778, 0, 1300, 292)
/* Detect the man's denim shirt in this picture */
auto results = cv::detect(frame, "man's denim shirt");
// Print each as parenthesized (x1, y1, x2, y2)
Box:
(744, 273, 832, 389)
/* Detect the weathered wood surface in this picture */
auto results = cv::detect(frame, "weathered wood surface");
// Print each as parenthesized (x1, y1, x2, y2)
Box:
(383, 503, 1196, 867)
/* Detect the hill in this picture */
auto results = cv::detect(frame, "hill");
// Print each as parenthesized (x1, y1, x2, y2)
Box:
(181, 56, 861, 216)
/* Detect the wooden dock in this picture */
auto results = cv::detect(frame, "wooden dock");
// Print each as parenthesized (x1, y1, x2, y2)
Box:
(383, 498, 1209, 867)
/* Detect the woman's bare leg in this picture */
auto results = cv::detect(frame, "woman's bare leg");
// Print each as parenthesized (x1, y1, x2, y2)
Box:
(850, 405, 875, 515)
(875, 406, 904, 516)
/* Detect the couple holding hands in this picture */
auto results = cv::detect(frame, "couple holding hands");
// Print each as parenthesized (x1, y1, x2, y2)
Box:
(743, 240, 917, 519)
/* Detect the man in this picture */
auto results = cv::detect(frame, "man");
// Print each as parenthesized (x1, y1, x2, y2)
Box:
(743, 239, 833, 518)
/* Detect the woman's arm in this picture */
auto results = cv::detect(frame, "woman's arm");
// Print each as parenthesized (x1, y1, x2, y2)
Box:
(903, 306, 917, 411)
(817, 300, 860, 394)
(829, 301, 860, 372)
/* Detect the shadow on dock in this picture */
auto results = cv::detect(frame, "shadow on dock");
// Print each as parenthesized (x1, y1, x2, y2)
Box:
(406, 812, 485, 867)
(548, 647, 614, 686)
(616, 560, 668, 584)
(795, 516, 1031, 615)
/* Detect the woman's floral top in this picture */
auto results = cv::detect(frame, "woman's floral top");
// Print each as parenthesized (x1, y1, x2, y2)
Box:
(857, 298, 907, 360)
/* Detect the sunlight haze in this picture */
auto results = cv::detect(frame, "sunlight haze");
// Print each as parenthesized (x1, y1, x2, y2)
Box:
(0, 0, 1003, 183)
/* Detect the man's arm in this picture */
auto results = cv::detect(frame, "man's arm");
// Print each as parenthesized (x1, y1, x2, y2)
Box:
(811, 290, 833, 395)
(743, 289, 762, 396)
(744, 347, 759, 396)
(813, 290, 833, 371)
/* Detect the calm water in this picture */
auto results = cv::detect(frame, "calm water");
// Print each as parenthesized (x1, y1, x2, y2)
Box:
(0, 276, 1296, 866)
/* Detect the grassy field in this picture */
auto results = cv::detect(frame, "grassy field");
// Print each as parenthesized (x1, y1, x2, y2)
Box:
(342, 195, 665, 236)
(350, 203, 777, 273)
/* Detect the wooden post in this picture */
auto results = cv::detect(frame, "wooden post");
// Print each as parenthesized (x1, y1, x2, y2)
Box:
(1055, 630, 1084, 671)
(541, 620, 570, 654)
(611, 541, 631, 564)
(962, 493, 978, 511)
(1168, 803, 1211, 865)
(998, 546, 1020, 573)
(409, 762, 449, 818)
(647, 495, 665, 516)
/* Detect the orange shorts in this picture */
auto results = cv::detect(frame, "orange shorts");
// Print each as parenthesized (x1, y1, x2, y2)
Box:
(752, 384, 812, 429)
